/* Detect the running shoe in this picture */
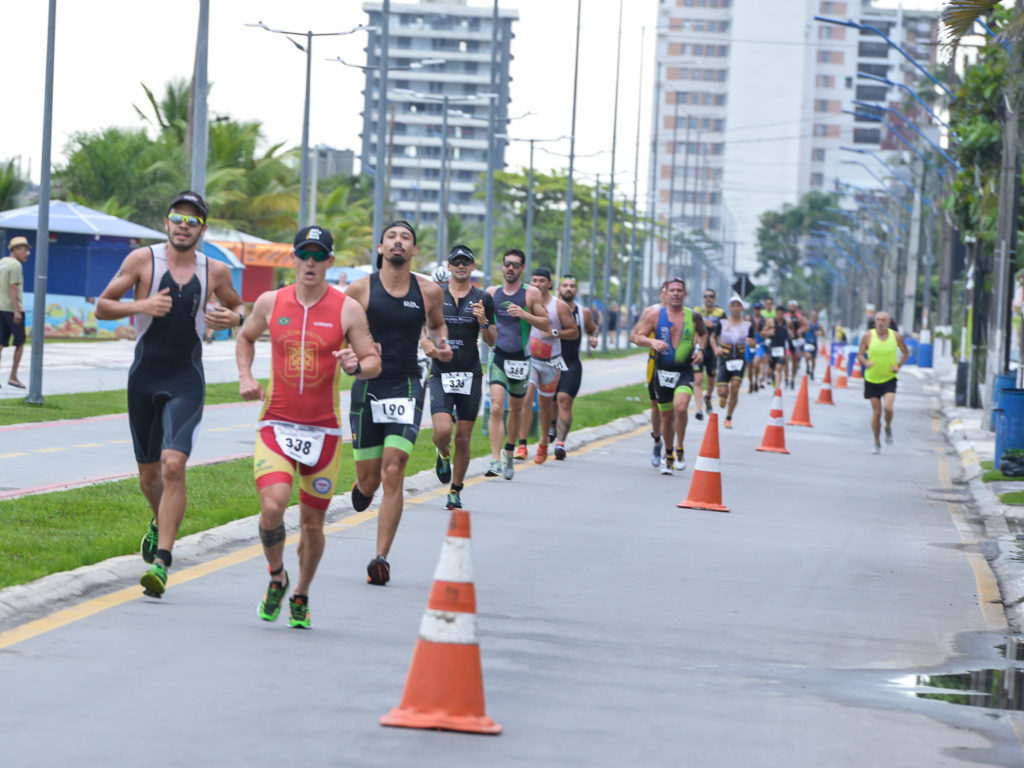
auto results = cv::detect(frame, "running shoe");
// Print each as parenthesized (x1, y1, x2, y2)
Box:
(435, 449, 452, 484)
(287, 595, 311, 629)
(674, 452, 686, 472)
(724, 417, 733, 429)
(140, 561, 167, 598)
(514, 444, 528, 460)
(554, 442, 567, 461)
(367, 555, 391, 586)
(548, 424, 556, 443)
(650, 440, 662, 468)
(695, 409, 704, 421)
(351, 482, 373, 512)
(485, 458, 502, 477)
(534, 444, 548, 464)
(258, 569, 290, 622)
(141, 519, 159, 564)
(660, 457, 673, 476)
(705, 395, 713, 413)
(871, 443, 881, 455)
(885, 427, 893, 446)
(445, 490, 462, 509)
(501, 449, 515, 480)
(719, 396, 726, 409)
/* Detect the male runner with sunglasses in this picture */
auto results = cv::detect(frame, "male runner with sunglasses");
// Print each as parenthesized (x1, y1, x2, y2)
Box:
(427, 245, 496, 509)
(96, 191, 245, 598)
(346, 221, 451, 586)
(551, 274, 598, 459)
(237, 225, 381, 628)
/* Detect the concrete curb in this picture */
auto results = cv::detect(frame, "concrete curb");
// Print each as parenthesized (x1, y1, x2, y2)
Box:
(0, 412, 649, 624)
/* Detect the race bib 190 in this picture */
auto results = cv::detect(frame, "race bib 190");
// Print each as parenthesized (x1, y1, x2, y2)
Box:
(441, 371, 472, 395)
(370, 397, 416, 425)
(503, 358, 529, 381)
(657, 369, 681, 388)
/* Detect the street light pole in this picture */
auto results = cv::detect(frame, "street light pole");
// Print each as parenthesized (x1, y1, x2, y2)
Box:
(601, 0, 623, 353)
(590, 175, 600, 313)
(561, 0, 583, 291)
(483, 0, 500, 285)
(373, 0, 390, 263)
(626, 26, 646, 341)
(190, 0, 210, 199)
(438, 94, 450, 266)
(526, 138, 535, 276)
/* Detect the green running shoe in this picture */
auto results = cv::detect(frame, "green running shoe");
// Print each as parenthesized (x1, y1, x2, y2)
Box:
(445, 490, 462, 510)
(140, 519, 159, 564)
(288, 595, 311, 629)
(435, 449, 452, 484)
(258, 569, 290, 622)
(140, 561, 167, 598)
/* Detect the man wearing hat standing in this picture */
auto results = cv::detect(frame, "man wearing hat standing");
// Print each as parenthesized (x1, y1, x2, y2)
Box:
(345, 220, 451, 586)
(96, 191, 245, 598)
(0, 236, 30, 388)
(426, 244, 496, 510)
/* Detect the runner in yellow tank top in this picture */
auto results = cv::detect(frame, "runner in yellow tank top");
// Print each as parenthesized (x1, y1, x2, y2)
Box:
(855, 311, 910, 454)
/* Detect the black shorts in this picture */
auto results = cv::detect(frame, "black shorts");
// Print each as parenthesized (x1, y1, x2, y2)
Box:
(863, 378, 898, 399)
(0, 310, 26, 347)
(428, 372, 483, 422)
(717, 358, 746, 381)
(652, 366, 695, 408)
(696, 345, 716, 375)
(556, 360, 583, 398)
(350, 376, 425, 458)
(127, 362, 206, 463)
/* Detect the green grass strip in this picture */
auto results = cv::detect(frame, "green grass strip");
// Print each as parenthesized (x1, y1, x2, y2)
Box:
(0, 383, 648, 589)
(1001, 491, 1024, 506)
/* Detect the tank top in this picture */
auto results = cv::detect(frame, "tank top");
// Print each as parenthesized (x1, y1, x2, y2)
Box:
(529, 295, 562, 360)
(865, 328, 898, 384)
(367, 272, 425, 379)
(134, 242, 208, 369)
(494, 284, 529, 359)
(693, 305, 724, 341)
(432, 284, 492, 375)
(261, 285, 346, 428)
(719, 319, 751, 358)
(560, 303, 583, 365)
(805, 323, 820, 344)
(655, 306, 695, 371)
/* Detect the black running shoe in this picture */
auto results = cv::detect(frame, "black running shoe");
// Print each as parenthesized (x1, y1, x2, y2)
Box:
(351, 482, 372, 512)
(367, 555, 390, 586)
(554, 442, 566, 461)
(435, 449, 452, 485)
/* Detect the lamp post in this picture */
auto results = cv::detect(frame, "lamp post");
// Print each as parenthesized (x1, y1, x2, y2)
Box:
(483, 0, 501, 285)
(561, 0, 583, 294)
(600, 0, 624, 352)
(626, 26, 646, 340)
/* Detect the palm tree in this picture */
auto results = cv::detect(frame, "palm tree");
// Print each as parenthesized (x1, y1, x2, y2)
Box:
(942, 1, 1024, 48)
(0, 159, 29, 211)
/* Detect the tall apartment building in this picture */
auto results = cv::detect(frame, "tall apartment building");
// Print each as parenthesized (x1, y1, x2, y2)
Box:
(360, 0, 517, 225)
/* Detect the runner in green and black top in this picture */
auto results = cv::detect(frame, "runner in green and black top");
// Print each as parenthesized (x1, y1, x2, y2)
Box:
(484, 247, 550, 480)
(426, 245, 496, 510)
(692, 288, 724, 420)
(346, 220, 451, 586)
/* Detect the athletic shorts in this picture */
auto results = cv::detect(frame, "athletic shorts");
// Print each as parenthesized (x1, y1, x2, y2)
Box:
(350, 376, 425, 460)
(487, 350, 531, 399)
(557, 360, 583, 398)
(717, 357, 746, 382)
(428, 372, 483, 422)
(694, 344, 716, 375)
(253, 424, 343, 511)
(127, 363, 205, 463)
(652, 366, 695, 411)
(529, 357, 562, 398)
(863, 378, 897, 399)
(0, 310, 26, 347)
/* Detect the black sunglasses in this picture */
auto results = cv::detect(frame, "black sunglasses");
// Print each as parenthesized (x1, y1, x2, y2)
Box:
(502, 261, 524, 268)
(295, 248, 331, 263)
(449, 256, 474, 266)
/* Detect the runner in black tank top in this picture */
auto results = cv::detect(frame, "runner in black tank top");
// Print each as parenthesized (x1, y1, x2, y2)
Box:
(553, 275, 598, 460)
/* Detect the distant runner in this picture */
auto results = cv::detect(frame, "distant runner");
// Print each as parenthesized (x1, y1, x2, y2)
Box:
(552, 274, 598, 460)
(803, 309, 824, 380)
(716, 297, 755, 429)
(692, 288, 724, 420)
(856, 311, 909, 454)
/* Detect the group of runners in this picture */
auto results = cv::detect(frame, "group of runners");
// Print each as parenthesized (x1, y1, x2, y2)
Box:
(96, 191, 602, 627)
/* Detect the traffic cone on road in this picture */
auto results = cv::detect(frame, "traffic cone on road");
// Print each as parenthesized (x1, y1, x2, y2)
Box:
(756, 388, 790, 454)
(677, 413, 729, 513)
(380, 509, 502, 735)
(815, 364, 835, 405)
(851, 356, 863, 379)
(787, 374, 813, 427)
(834, 352, 849, 390)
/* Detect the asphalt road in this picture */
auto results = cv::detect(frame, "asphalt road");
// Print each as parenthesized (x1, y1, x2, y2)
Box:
(2, 370, 1023, 765)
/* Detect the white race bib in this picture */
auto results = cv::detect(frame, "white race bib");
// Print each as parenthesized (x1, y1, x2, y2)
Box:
(725, 358, 743, 372)
(371, 397, 416, 425)
(804, 342, 816, 352)
(503, 358, 529, 380)
(657, 369, 681, 388)
(272, 423, 327, 466)
(771, 346, 785, 359)
(441, 371, 473, 395)
(550, 355, 568, 372)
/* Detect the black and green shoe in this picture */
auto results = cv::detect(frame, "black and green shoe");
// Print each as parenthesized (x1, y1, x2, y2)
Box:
(258, 570, 290, 622)
(288, 595, 311, 629)
(140, 561, 167, 598)
(140, 520, 159, 564)
(435, 449, 452, 485)
(445, 490, 462, 510)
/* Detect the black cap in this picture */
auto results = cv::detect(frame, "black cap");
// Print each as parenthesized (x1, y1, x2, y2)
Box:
(448, 244, 475, 263)
(294, 225, 334, 253)
(531, 267, 551, 280)
(168, 190, 209, 220)
(752, 301, 763, 309)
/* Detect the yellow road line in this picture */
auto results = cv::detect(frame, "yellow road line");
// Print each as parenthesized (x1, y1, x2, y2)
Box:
(33, 447, 66, 454)
(0, 423, 645, 650)
(72, 443, 103, 449)
(0, 452, 28, 458)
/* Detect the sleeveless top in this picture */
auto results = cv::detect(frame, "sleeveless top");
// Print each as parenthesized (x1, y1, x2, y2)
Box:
(493, 284, 529, 359)
(560, 304, 583, 365)
(261, 285, 346, 428)
(529, 295, 563, 360)
(804, 323, 821, 343)
(134, 242, 208, 369)
(367, 272, 426, 379)
(865, 328, 898, 384)
(693, 305, 724, 342)
(719, 319, 752, 358)
(432, 284, 493, 375)
(655, 306, 696, 372)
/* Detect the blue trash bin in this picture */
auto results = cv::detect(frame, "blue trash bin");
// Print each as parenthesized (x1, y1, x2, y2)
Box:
(994, 388, 1024, 470)
(917, 342, 933, 368)
(990, 372, 1018, 431)
(904, 338, 919, 366)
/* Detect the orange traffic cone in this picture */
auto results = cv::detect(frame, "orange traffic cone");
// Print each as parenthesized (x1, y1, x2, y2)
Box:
(787, 374, 813, 427)
(851, 356, 864, 379)
(756, 388, 790, 454)
(834, 352, 849, 390)
(381, 509, 501, 735)
(815, 364, 835, 405)
(819, 343, 828, 360)
(677, 413, 729, 513)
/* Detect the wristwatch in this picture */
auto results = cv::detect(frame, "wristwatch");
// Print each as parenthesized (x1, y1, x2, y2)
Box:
(352, 360, 362, 376)
(552, 329, 559, 338)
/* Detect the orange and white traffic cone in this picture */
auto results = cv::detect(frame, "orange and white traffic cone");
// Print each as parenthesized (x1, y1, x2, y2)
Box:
(380, 509, 501, 735)
(851, 356, 864, 379)
(834, 352, 849, 390)
(787, 374, 813, 427)
(677, 413, 729, 513)
(815, 364, 835, 405)
(756, 388, 790, 454)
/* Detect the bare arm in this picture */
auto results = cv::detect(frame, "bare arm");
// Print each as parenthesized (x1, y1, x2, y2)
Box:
(236, 291, 275, 401)
(894, 332, 910, 371)
(337, 296, 382, 379)
(95, 249, 171, 320)
(206, 261, 246, 331)
(8, 279, 20, 320)
(420, 278, 453, 363)
(629, 306, 666, 352)
(856, 333, 872, 368)
(555, 299, 580, 340)
(582, 307, 599, 348)
(507, 285, 551, 333)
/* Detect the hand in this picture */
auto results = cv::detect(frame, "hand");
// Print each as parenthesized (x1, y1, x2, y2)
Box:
(588, 335, 599, 349)
(13, 310, 22, 324)
(436, 337, 453, 363)
(420, 336, 438, 359)
(145, 287, 173, 317)
(205, 304, 238, 331)
(651, 339, 668, 354)
(334, 347, 361, 375)
(471, 301, 487, 324)
(239, 376, 264, 401)
(863, 359, 874, 368)
(892, 364, 900, 373)
(506, 302, 525, 319)
(692, 348, 704, 364)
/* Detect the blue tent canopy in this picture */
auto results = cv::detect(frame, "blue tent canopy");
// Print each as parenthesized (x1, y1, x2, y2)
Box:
(0, 201, 166, 239)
